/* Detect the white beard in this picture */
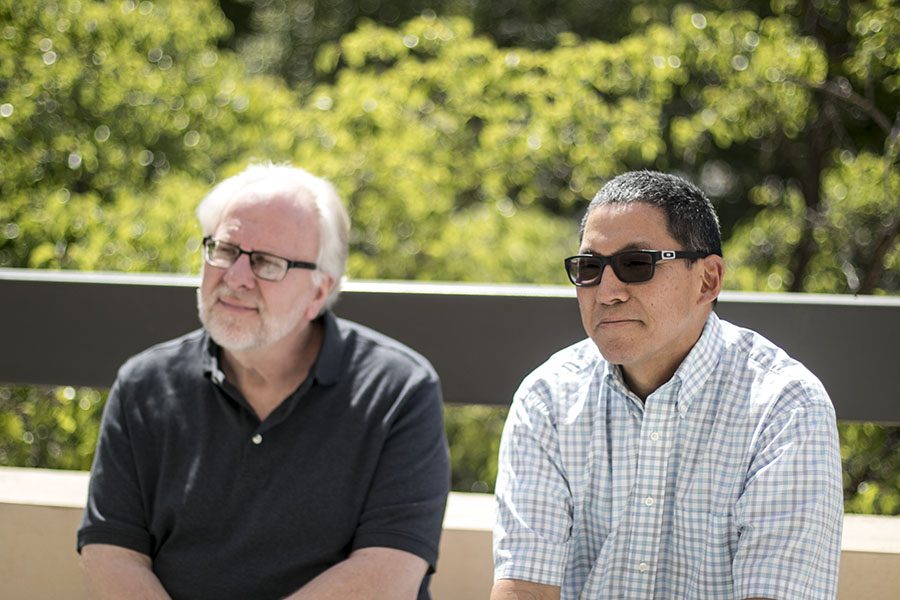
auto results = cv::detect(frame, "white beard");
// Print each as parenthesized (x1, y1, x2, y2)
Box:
(196, 286, 306, 351)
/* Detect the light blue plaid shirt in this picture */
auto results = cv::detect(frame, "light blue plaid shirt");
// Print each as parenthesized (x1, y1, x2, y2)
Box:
(493, 313, 843, 599)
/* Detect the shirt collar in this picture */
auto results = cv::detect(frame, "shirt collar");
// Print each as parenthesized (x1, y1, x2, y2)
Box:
(313, 311, 343, 386)
(670, 312, 724, 417)
(599, 312, 724, 417)
(600, 361, 645, 415)
(201, 334, 223, 383)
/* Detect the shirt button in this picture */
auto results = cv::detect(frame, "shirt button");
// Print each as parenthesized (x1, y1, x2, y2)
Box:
(649, 431, 660, 441)
(251, 434, 263, 445)
(644, 496, 654, 506)
(638, 562, 650, 573)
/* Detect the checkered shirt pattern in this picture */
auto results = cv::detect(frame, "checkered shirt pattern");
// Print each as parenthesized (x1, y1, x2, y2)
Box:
(493, 313, 843, 599)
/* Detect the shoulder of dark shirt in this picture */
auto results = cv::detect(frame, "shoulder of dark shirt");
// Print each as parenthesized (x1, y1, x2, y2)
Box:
(115, 328, 207, 383)
(334, 316, 439, 383)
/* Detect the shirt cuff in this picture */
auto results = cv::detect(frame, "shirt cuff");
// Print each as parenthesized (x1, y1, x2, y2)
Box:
(493, 539, 569, 586)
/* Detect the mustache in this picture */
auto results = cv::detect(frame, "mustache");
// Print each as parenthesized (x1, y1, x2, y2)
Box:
(204, 285, 260, 308)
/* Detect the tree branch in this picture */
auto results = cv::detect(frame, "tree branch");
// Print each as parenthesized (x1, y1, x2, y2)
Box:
(856, 215, 899, 294)
(814, 79, 893, 133)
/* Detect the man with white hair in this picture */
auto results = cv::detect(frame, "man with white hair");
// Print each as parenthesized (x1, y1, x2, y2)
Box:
(77, 164, 450, 600)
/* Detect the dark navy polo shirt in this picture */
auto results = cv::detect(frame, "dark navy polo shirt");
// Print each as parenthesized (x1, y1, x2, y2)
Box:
(78, 312, 450, 600)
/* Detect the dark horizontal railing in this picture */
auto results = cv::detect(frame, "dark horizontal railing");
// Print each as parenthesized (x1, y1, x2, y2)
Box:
(1, 268, 898, 422)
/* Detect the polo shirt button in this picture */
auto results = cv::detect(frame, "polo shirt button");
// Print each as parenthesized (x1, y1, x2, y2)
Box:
(251, 434, 263, 445)
(644, 496, 654, 506)
(638, 562, 650, 573)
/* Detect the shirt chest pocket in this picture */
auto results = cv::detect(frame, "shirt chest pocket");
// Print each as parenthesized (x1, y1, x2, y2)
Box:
(670, 507, 737, 599)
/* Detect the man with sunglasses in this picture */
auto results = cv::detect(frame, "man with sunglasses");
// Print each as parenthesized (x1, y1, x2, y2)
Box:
(492, 171, 842, 599)
(77, 164, 450, 599)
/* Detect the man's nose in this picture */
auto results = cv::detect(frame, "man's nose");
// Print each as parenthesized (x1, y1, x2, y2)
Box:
(593, 264, 629, 303)
(223, 253, 257, 288)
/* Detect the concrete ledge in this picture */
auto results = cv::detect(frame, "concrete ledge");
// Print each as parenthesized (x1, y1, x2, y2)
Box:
(1, 467, 898, 599)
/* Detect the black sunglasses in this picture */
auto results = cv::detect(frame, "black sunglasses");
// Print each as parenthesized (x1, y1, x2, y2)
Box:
(564, 249, 709, 286)
(202, 236, 317, 282)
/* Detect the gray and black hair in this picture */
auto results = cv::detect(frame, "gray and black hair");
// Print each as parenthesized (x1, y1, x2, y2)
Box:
(196, 163, 350, 310)
(580, 171, 722, 258)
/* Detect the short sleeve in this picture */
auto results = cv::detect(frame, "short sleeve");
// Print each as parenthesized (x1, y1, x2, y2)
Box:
(733, 380, 843, 600)
(77, 375, 154, 556)
(351, 376, 450, 571)
(493, 381, 572, 586)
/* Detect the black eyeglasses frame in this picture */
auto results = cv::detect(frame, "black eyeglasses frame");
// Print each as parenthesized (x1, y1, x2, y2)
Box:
(201, 236, 317, 282)
(564, 249, 710, 287)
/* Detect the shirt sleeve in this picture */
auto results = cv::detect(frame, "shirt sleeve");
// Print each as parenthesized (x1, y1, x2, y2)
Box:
(493, 379, 572, 586)
(733, 378, 843, 600)
(77, 375, 154, 556)
(351, 375, 450, 572)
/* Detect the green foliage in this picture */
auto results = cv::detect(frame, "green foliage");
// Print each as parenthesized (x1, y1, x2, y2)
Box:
(669, 8, 827, 152)
(725, 151, 900, 293)
(671, 1, 899, 295)
(0, 0, 301, 272)
(0, 385, 105, 470)
(844, 0, 900, 93)
(444, 404, 507, 493)
(841, 423, 900, 515)
(219, 0, 775, 85)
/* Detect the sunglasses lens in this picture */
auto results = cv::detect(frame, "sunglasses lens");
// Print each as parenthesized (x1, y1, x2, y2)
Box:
(613, 251, 654, 282)
(566, 257, 603, 285)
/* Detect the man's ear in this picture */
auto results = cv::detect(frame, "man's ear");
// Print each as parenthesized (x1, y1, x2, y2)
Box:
(698, 255, 725, 305)
(305, 273, 336, 320)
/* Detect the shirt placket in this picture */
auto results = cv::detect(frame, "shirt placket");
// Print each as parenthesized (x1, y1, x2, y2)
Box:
(213, 375, 278, 483)
(238, 420, 272, 482)
(625, 388, 677, 598)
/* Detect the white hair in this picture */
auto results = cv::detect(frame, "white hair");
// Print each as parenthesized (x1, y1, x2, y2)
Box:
(196, 163, 350, 310)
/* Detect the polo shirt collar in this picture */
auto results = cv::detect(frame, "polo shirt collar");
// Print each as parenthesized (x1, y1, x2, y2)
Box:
(313, 311, 343, 386)
(201, 334, 224, 384)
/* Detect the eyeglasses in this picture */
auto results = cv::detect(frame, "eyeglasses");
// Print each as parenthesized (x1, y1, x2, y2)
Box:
(564, 249, 709, 286)
(201, 236, 317, 282)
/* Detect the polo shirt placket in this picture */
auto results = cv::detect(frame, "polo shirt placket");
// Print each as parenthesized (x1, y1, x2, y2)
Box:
(210, 370, 316, 482)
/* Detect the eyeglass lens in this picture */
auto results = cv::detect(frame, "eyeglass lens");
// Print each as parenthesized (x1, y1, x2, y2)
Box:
(567, 252, 655, 285)
(203, 239, 288, 281)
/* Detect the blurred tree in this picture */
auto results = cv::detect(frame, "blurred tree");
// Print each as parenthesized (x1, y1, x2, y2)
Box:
(4, 2, 894, 287)
(216, 0, 461, 85)
(0, 0, 306, 273)
(215, 0, 898, 293)
(287, 10, 897, 293)
(841, 422, 900, 515)
(669, 1, 900, 294)
(443, 404, 506, 493)
(216, 0, 774, 84)
(0, 385, 104, 470)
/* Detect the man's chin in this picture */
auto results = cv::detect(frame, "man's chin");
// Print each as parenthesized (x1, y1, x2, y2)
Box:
(203, 317, 265, 352)
(591, 337, 636, 366)
(208, 329, 265, 351)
